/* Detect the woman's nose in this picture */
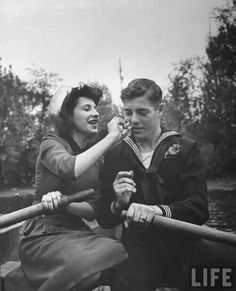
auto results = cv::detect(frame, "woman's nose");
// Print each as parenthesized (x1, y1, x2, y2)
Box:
(92, 108, 99, 117)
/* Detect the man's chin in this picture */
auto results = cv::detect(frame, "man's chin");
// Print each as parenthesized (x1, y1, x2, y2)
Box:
(133, 132, 147, 141)
(132, 131, 143, 138)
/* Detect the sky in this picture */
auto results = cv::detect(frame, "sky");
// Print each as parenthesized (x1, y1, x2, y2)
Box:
(0, 0, 224, 104)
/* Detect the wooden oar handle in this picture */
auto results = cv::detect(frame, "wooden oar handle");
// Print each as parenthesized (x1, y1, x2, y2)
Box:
(120, 210, 236, 246)
(121, 210, 127, 220)
(0, 188, 94, 229)
(55, 188, 95, 208)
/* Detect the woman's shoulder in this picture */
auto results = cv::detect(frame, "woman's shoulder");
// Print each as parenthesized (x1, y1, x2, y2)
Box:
(40, 132, 72, 152)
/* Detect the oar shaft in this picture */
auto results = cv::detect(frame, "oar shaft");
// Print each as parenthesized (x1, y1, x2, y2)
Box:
(121, 211, 236, 246)
(152, 215, 236, 246)
(0, 188, 94, 229)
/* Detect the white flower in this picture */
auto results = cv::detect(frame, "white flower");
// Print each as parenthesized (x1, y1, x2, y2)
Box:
(164, 144, 180, 158)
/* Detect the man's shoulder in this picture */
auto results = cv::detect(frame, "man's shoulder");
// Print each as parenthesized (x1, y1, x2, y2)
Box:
(176, 135, 197, 147)
(171, 134, 199, 158)
(104, 140, 130, 161)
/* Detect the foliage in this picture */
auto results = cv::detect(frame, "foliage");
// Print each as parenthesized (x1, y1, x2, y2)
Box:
(0, 63, 62, 186)
(0, 62, 35, 185)
(202, 0, 236, 175)
(164, 0, 236, 176)
(0, 63, 33, 149)
(1, 1, 235, 186)
(26, 67, 62, 141)
(163, 56, 204, 136)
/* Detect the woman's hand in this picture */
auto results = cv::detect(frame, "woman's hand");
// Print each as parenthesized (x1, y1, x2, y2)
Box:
(42, 191, 62, 212)
(107, 116, 131, 143)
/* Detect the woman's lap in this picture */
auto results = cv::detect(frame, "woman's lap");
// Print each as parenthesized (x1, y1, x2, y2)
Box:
(19, 229, 127, 291)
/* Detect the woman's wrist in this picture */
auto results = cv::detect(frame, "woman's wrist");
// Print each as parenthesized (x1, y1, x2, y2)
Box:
(107, 131, 119, 143)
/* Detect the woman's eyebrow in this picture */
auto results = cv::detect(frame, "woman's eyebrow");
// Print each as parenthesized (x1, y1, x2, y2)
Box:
(80, 103, 97, 109)
(79, 103, 91, 107)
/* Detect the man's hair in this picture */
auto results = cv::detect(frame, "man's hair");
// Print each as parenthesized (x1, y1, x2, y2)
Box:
(120, 78, 162, 107)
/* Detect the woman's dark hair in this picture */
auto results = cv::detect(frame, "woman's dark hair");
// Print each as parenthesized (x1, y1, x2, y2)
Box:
(54, 84, 102, 137)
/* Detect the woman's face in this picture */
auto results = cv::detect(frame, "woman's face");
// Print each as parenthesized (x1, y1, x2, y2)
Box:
(71, 96, 99, 137)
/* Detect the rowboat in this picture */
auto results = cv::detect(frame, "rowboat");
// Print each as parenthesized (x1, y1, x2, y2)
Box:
(1, 189, 236, 291)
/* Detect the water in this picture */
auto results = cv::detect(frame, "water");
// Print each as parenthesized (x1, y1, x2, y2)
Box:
(207, 190, 236, 234)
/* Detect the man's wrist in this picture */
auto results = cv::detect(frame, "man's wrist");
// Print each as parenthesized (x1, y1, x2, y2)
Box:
(151, 205, 164, 216)
(153, 205, 172, 218)
(111, 200, 122, 215)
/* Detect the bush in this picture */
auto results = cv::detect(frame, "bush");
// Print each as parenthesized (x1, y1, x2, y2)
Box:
(200, 143, 223, 177)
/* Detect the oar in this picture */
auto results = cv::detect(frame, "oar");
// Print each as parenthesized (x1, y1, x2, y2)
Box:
(121, 211, 236, 246)
(0, 188, 94, 229)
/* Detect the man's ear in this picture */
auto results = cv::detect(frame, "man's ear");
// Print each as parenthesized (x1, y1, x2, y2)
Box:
(159, 102, 164, 114)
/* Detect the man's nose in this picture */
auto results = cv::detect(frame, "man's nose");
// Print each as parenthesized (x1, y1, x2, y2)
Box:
(131, 113, 139, 124)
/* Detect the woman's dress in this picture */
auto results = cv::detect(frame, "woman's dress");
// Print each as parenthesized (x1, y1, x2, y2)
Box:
(19, 133, 127, 291)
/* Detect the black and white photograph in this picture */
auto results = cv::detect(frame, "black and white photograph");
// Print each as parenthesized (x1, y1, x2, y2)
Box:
(0, 0, 236, 290)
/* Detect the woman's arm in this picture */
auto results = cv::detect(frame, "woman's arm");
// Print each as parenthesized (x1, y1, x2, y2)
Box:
(41, 117, 130, 179)
(74, 117, 126, 178)
(65, 202, 95, 221)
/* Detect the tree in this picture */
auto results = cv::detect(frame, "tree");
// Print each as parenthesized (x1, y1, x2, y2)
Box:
(26, 66, 62, 142)
(117, 58, 124, 91)
(207, 0, 236, 80)
(164, 0, 236, 176)
(0, 62, 62, 186)
(163, 57, 204, 138)
(0, 60, 35, 185)
(201, 0, 236, 173)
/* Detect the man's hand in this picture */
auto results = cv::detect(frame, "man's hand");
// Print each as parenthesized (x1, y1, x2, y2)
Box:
(125, 203, 163, 227)
(112, 170, 136, 211)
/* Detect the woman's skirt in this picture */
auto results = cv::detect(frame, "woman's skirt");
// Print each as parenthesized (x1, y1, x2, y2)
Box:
(19, 217, 127, 291)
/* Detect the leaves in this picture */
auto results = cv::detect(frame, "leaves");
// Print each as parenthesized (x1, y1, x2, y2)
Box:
(0, 62, 61, 186)
(163, 0, 236, 175)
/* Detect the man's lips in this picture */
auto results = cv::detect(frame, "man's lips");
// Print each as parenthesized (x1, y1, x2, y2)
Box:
(132, 127, 143, 131)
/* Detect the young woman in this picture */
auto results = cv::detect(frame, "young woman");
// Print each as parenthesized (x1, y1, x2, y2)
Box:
(19, 84, 128, 291)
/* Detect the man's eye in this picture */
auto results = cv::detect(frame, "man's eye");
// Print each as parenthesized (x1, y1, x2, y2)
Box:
(124, 111, 132, 116)
(84, 106, 90, 111)
(138, 110, 148, 116)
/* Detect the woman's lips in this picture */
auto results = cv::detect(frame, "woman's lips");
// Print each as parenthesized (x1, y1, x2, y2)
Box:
(88, 119, 98, 125)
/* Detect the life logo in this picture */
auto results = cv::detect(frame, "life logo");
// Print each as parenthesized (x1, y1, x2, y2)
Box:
(190, 266, 234, 289)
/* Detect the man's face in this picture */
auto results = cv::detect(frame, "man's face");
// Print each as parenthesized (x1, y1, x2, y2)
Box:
(123, 94, 163, 141)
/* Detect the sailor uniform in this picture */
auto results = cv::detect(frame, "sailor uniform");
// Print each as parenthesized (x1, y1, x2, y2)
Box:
(96, 129, 220, 290)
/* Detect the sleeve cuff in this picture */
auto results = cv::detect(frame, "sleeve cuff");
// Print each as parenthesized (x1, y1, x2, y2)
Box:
(158, 205, 172, 218)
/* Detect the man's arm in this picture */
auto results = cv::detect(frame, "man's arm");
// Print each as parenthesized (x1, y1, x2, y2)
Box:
(165, 142, 209, 225)
(124, 140, 209, 227)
